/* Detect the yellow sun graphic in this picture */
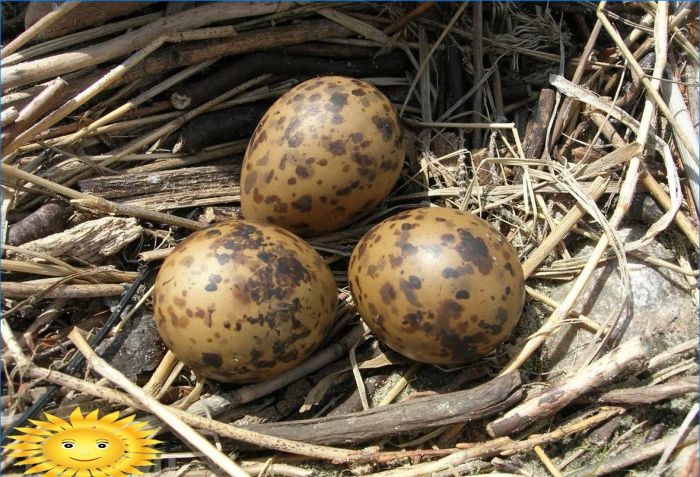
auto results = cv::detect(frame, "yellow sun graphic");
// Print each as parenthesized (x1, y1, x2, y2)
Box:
(3, 407, 161, 476)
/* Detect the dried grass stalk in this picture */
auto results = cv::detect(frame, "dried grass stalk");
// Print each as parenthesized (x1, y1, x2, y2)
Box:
(1, 2, 290, 90)
(1, 1, 82, 58)
(67, 328, 252, 477)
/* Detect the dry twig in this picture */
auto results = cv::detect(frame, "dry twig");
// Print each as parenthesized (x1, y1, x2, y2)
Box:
(1, 1, 82, 59)
(67, 328, 252, 477)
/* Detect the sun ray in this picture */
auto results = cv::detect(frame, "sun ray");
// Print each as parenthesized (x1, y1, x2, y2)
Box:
(130, 454, 160, 462)
(83, 409, 101, 424)
(25, 461, 59, 473)
(18, 455, 51, 464)
(131, 446, 161, 453)
(14, 426, 54, 436)
(101, 467, 128, 477)
(43, 465, 66, 477)
(125, 420, 148, 430)
(29, 418, 66, 433)
(10, 450, 43, 458)
(68, 407, 87, 427)
(99, 411, 122, 425)
(43, 413, 71, 429)
(135, 438, 162, 446)
(131, 430, 160, 439)
(112, 414, 136, 427)
(120, 464, 144, 474)
(3, 408, 161, 476)
(8, 434, 47, 443)
(4, 441, 42, 451)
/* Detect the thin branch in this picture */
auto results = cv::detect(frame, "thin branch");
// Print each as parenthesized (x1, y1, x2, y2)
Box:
(67, 328, 252, 477)
(1, 1, 82, 58)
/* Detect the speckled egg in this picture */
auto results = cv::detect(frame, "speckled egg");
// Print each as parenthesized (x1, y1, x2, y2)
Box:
(348, 207, 525, 365)
(240, 76, 405, 236)
(152, 220, 337, 382)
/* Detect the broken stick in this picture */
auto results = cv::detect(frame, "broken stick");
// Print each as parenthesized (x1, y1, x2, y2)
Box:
(2, 77, 68, 147)
(242, 372, 523, 445)
(2, 2, 291, 90)
(487, 337, 650, 437)
(522, 88, 556, 159)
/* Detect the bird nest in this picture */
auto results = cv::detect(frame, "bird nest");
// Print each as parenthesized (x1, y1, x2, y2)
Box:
(2, 2, 698, 477)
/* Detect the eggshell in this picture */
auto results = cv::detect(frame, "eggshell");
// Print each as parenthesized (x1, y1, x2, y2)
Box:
(153, 220, 337, 382)
(348, 207, 525, 365)
(240, 76, 405, 236)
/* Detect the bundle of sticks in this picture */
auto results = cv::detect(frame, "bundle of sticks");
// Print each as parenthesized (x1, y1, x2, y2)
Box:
(1, 3, 698, 477)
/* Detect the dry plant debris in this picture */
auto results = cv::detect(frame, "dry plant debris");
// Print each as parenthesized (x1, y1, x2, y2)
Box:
(1, 2, 698, 476)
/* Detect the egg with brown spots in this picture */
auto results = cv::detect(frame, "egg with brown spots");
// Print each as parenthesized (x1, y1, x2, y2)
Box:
(348, 207, 525, 365)
(241, 76, 405, 236)
(152, 220, 337, 382)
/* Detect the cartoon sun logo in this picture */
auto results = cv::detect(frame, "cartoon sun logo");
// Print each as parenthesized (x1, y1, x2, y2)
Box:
(3, 407, 161, 476)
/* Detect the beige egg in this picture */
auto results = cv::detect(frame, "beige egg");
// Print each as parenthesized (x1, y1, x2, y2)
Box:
(153, 220, 337, 382)
(240, 76, 405, 236)
(348, 207, 525, 365)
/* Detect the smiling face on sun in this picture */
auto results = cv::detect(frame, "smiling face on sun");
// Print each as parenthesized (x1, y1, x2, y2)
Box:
(42, 428, 126, 470)
(3, 407, 161, 476)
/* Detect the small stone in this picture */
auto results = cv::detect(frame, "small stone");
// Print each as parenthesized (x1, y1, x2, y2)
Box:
(96, 310, 166, 383)
(542, 225, 696, 378)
